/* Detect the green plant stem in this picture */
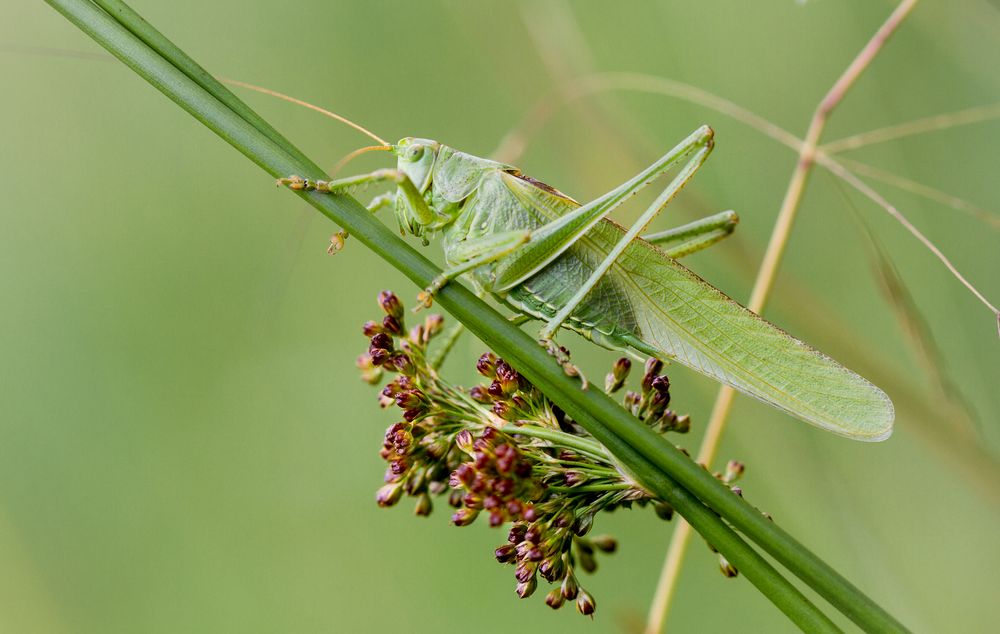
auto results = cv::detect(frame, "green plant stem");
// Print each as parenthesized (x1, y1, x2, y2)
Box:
(549, 484, 634, 494)
(45, 1, 907, 631)
(501, 424, 608, 461)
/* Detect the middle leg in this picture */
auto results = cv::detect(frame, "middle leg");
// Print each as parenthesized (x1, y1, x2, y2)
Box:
(538, 128, 715, 343)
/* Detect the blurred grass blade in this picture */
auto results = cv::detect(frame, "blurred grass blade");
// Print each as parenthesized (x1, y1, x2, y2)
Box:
(44, 1, 908, 631)
(90, 0, 316, 170)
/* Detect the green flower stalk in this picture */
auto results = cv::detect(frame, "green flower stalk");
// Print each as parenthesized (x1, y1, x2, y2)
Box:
(361, 291, 750, 615)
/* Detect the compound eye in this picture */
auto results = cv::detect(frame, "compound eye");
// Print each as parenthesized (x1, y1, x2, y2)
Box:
(406, 144, 425, 161)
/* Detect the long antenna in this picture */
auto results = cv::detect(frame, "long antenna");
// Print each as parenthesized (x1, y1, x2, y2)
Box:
(221, 78, 390, 146)
(330, 144, 394, 177)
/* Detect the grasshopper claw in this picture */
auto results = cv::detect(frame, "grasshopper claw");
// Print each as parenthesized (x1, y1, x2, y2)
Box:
(414, 289, 434, 312)
(539, 338, 588, 388)
(277, 175, 308, 190)
(327, 231, 348, 254)
(414, 273, 452, 312)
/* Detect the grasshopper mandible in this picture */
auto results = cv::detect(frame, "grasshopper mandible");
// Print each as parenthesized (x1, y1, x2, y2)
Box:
(280, 126, 893, 441)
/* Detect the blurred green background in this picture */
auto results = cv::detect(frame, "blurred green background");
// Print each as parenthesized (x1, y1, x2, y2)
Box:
(2, 1, 999, 632)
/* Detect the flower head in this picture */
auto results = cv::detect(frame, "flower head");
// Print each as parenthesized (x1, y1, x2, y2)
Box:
(359, 291, 754, 616)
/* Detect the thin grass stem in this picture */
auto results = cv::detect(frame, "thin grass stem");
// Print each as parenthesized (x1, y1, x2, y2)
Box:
(646, 1, 919, 631)
(821, 102, 1000, 154)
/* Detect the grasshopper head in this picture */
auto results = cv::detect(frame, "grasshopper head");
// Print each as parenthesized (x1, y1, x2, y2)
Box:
(394, 137, 440, 192)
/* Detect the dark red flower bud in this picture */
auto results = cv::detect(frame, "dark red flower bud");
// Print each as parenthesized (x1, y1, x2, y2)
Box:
(644, 357, 663, 380)
(515, 540, 535, 559)
(514, 561, 536, 583)
(524, 527, 541, 544)
(474, 451, 491, 470)
(651, 374, 670, 395)
(381, 315, 403, 336)
(561, 573, 579, 600)
(494, 478, 515, 497)
(423, 314, 444, 339)
(648, 389, 669, 418)
(462, 493, 483, 509)
(539, 556, 564, 582)
(388, 353, 415, 376)
(368, 347, 391, 367)
(495, 361, 521, 395)
(605, 357, 631, 393)
(545, 588, 565, 609)
(402, 408, 422, 422)
(495, 543, 517, 563)
(614, 357, 631, 378)
(455, 430, 474, 454)
(576, 589, 596, 616)
(505, 499, 522, 516)
(508, 524, 527, 544)
(488, 511, 505, 527)
(515, 577, 537, 599)
(378, 290, 403, 320)
(392, 431, 412, 454)
(523, 505, 538, 522)
(487, 380, 505, 399)
(395, 375, 413, 390)
(469, 385, 491, 403)
(454, 463, 476, 487)
(622, 390, 642, 409)
(492, 400, 515, 421)
(476, 352, 498, 377)
(362, 320, 383, 337)
(495, 454, 514, 474)
(451, 507, 479, 526)
(470, 473, 488, 494)
(394, 389, 424, 410)
(370, 332, 393, 352)
(375, 483, 403, 508)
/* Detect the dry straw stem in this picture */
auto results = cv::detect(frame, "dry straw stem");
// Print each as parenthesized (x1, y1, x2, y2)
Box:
(645, 2, 921, 631)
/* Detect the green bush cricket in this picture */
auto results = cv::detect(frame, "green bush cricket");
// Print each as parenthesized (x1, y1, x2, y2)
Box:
(280, 124, 893, 442)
